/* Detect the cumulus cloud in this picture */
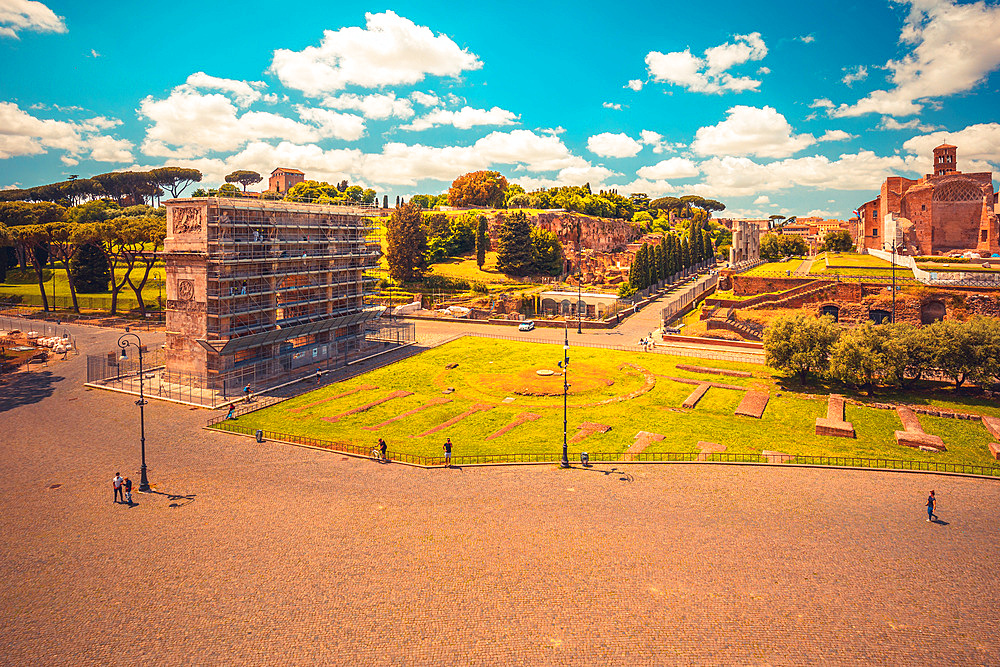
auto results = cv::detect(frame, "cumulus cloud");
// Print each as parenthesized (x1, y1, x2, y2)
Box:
(321, 92, 415, 120)
(639, 130, 681, 154)
(516, 166, 622, 192)
(692, 106, 818, 158)
(602, 102, 622, 110)
(409, 91, 440, 107)
(138, 88, 365, 157)
(691, 150, 922, 197)
(878, 117, 940, 131)
(797, 35, 816, 44)
(625, 79, 644, 91)
(818, 129, 855, 142)
(587, 132, 643, 158)
(0, 101, 132, 162)
(400, 105, 518, 131)
(645, 32, 767, 94)
(269, 11, 482, 96)
(841, 65, 868, 86)
(182, 72, 265, 107)
(636, 157, 700, 180)
(0, 0, 65, 39)
(753, 195, 770, 205)
(901, 122, 1000, 167)
(827, 0, 1000, 117)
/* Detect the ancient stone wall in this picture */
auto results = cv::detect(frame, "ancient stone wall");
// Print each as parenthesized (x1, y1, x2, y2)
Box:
(731, 275, 812, 296)
(486, 212, 639, 253)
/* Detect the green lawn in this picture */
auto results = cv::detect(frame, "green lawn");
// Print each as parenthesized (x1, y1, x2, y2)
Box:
(427, 252, 517, 285)
(1, 267, 165, 309)
(821, 253, 894, 269)
(744, 259, 802, 276)
(213, 338, 1000, 468)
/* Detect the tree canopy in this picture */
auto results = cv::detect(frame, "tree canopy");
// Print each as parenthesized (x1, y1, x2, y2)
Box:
(448, 171, 509, 208)
(385, 202, 427, 283)
(225, 170, 263, 192)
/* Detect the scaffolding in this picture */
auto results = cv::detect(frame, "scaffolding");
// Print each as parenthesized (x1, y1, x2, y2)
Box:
(163, 197, 399, 395)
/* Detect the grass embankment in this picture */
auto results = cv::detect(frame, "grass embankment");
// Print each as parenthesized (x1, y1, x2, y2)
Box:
(743, 259, 801, 276)
(214, 338, 999, 467)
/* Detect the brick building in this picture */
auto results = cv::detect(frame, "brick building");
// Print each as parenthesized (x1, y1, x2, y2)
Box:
(856, 145, 1000, 256)
(268, 168, 305, 195)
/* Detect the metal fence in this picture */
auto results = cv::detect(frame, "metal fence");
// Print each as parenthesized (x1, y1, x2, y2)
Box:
(661, 273, 720, 324)
(86, 347, 166, 383)
(0, 314, 79, 353)
(203, 424, 1000, 477)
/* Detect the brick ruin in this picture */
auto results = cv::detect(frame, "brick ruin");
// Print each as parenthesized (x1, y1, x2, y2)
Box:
(856, 144, 1000, 256)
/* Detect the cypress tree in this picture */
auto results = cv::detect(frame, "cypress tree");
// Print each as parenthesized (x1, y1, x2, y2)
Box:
(475, 215, 488, 269)
(652, 243, 664, 285)
(703, 229, 714, 262)
(70, 242, 111, 293)
(495, 211, 534, 276)
(681, 238, 691, 269)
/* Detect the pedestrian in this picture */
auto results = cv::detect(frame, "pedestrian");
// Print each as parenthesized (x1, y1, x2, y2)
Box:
(927, 489, 937, 522)
(123, 476, 133, 505)
(378, 437, 387, 462)
(112, 472, 124, 504)
(243, 383, 252, 403)
(315, 369, 323, 385)
(226, 403, 236, 420)
(443, 437, 452, 467)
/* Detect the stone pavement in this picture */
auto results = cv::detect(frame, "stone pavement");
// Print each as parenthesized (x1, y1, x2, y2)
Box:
(2, 321, 1000, 665)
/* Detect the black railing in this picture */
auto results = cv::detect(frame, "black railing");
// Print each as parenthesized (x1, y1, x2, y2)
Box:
(204, 423, 1000, 477)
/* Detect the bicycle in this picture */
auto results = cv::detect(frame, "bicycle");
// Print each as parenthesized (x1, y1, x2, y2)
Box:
(370, 446, 386, 463)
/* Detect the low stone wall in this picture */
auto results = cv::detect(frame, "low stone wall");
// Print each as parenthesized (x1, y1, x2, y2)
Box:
(732, 275, 812, 296)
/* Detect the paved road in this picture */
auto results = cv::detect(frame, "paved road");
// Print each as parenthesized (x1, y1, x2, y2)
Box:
(1, 319, 999, 664)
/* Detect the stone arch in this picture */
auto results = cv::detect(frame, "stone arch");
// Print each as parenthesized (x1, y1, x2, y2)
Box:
(541, 298, 557, 314)
(561, 299, 571, 315)
(820, 304, 840, 322)
(920, 300, 946, 324)
(869, 308, 892, 324)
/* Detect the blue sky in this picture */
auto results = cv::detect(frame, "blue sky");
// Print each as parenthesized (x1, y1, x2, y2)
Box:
(1, 0, 998, 219)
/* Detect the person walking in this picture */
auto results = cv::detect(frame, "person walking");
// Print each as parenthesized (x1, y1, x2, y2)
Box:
(243, 383, 252, 403)
(378, 438, 387, 463)
(112, 472, 124, 504)
(226, 403, 236, 420)
(443, 437, 452, 468)
(123, 477, 133, 505)
(927, 490, 937, 522)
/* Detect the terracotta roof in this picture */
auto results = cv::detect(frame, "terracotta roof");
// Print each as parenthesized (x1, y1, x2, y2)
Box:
(271, 167, 305, 175)
(934, 143, 957, 150)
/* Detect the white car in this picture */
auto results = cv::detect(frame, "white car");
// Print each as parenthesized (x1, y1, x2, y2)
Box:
(518, 320, 535, 332)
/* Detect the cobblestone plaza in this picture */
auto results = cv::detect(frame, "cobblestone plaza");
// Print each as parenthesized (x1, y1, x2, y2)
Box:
(2, 323, 999, 665)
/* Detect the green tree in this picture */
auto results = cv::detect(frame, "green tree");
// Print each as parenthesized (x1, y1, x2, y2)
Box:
(151, 167, 202, 198)
(654, 242, 666, 283)
(883, 323, 935, 389)
(120, 217, 167, 315)
(225, 170, 263, 193)
(829, 323, 891, 393)
(929, 317, 1000, 389)
(217, 183, 241, 197)
(821, 229, 854, 253)
(530, 227, 563, 275)
(385, 202, 428, 283)
(702, 229, 714, 263)
(43, 221, 89, 312)
(448, 171, 509, 208)
(680, 237, 691, 269)
(759, 233, 782, 261)
(763, 312, 841, 384)
(495, 211, 533, 275)
(475, 215, 488, 269)
(70, 241, 110, 293)
(12, 225, 53, 310)
(780, 234, 808, 257)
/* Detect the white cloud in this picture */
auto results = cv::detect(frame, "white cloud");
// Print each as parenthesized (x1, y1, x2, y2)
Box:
(89, 48, 99, 58)
(625, 79, 644, 91)
(587, 132, 642, 158)
(818, 129, 855, 142)
(805, 209, 836, 217)
(604, 177, 678, 198)
(321, 92, 414, 120)
(841, 65, 868, 86)
(516, 166, 622, 192)
(410, 91, 440, 107)
(645, 32, 767, 94)
(828, 0, 1000, 117)
(797, 35, 816, 44)
(0, 0, 65, 39)
(639, 130, 681, 154)
(691, 105, 817, 158)
(602, 102, 622, 110)
(269, 11, 482, 96)
(138, 88, 365, 157)
(878, 117, 940, 131)
(753, 195, 770, 205)
(692, 151, 922, 197)
(400, 105, 518, 131)
(0, 101, 131, 162)
(636, 157, 700, 180)
(901, 122, 1000, 166)
(181, 72, 265, 107)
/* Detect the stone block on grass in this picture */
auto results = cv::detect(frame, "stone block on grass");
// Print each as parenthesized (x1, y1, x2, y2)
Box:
(735, 390, 769, 418)
(989, 442, 1000, 460)
(815, 394, 855, 438)
(682, 383, 711, 409)
(894, 430, 946, 451)
(697, 441, 726, 461)
(761, 450, 794, 463)
(982, 416, 1000, 440)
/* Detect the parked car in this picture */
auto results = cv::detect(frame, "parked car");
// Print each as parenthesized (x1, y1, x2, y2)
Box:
(518, 320, 535, 331)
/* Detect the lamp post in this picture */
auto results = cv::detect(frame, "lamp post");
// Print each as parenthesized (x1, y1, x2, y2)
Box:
(558, 324, 570, 468)
(118, 333, 151, 492)
(891, 242, 896, 324)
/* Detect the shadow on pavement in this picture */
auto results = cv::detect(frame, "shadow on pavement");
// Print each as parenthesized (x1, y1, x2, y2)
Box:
(144, 490, 197, 508)
(575, 465, 634, 482)
(0, 371, 63, 413)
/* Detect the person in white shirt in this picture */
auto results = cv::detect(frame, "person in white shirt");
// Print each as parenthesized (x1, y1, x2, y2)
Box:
(112, 472, 124, 504)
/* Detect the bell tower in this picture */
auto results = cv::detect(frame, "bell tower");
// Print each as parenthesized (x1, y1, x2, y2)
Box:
(933, 144, 957, 176)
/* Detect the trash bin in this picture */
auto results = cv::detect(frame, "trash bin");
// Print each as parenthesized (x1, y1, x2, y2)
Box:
(580, 452, 589, 467)
(255, 429, 264, 443)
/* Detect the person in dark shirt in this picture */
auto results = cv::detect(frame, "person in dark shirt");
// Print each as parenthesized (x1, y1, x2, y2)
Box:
(378, 438, 387, 462)
(926, 490, 937, 522)
(123, 477, 133, 505)
(443, 437, 452, 467)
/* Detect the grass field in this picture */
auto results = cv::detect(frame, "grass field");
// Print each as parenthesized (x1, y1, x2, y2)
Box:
(427, 252, 513, 285)
(744, 259, 802, 276)
(820, 253, 893, 269)
(0, 267, 164, 309)
(213, 338, 1000, 467)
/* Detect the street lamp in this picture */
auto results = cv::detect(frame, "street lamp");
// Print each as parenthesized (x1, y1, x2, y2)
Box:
(118, 332, 151, 492)
(557, 324, 570, 468)
(891, 242, 896, 324)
